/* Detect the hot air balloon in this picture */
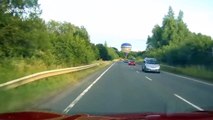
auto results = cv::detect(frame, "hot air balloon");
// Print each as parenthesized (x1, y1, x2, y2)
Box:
(121, 43, 132, 58)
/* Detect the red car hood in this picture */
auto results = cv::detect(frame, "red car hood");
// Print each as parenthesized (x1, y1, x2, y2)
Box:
(0, 111, 213, 120)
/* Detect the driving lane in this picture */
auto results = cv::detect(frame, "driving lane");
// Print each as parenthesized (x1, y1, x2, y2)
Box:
(34, 61, 213, 114)
(67, 62, 171, 114)
(64, 62, 213, 114)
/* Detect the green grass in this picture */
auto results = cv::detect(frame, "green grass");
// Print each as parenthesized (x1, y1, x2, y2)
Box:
(161, 64, 213, 82)
(0, 59, 60, 84)
(0, 61, 111, 113)
(0, 59, 104, 84)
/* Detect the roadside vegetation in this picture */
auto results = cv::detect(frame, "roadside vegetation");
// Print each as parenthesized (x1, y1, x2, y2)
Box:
(143, 7, 213, 81)
(0, 0, 119, 84)
(0, 0, 118, 113)
(161, 65, 213, 82)
(0, 61, 111, 113)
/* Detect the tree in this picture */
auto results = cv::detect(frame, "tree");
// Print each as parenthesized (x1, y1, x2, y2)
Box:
(91, 43, 100, 60)
(48, 21, 97, 66)
(112, 47, 122, 57)
(0, 0, 118, 67)
(177, 10, 183, 21)
(161, 6, 177, 45)
(0, 0, 41, 18)
(107, 47, 119, 60)
(0, 0, 43, 58)
(96, 44, 109, 60)
(146, 25, 162, 49)
(174, 10, 189, 43)
(145, 6, 213, 67)
(104, 41, 108, 47)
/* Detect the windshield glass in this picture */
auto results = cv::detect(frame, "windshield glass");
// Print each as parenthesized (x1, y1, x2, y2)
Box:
(146, 60, 158, 64)
(0, 0, 213, 117)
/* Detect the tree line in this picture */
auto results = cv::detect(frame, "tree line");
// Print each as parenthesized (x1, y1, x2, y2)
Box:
(145, 6, 213, 68)
(0, 0, 119, 67)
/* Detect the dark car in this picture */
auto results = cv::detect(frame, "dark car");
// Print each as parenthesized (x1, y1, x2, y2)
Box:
(124, 60, 129, 63)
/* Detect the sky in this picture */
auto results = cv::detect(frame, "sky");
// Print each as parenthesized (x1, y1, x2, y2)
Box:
(38, 0, 213, 51)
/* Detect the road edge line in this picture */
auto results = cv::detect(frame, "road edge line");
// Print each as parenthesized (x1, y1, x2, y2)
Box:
(174, 93, 204, 111)
(162, 71, 213, 86)
(63, 63, 115, 113)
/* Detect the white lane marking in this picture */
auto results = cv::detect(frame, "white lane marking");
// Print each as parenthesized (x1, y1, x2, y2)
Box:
(145, 76, 152, 81)
(63, 63, 115, 113)
(162, 71, 213, 86)
(174, 94, 204, 111)
(136, 71, 139, 73)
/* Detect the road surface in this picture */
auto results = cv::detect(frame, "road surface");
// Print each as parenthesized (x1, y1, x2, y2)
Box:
(33, 61, 213, 115)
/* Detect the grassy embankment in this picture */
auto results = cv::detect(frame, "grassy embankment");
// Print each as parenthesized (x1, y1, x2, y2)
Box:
(161, 64, 213, 82)
(135, 59, 213, 82)
(0, 59, 112, 113)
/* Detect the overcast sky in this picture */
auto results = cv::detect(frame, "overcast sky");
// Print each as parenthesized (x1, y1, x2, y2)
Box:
(38, 0, 213, 51)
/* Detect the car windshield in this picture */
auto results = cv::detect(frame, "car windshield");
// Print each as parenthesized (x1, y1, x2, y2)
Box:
(146, 60, 158, 64)
(0, 0, 213, 118)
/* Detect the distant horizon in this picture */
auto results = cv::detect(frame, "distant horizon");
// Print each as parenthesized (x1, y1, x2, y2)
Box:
(39, 0, 213, 51)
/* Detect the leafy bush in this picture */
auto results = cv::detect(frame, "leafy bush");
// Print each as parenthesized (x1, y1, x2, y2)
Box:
(145, 6, 213, 68)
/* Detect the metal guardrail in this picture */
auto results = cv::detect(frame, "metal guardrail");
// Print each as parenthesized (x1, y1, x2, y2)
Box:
(0, 63, 100, 90)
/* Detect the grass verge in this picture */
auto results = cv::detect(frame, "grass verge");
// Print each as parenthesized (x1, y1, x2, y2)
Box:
(0, 61, 112, 113)
(161, 64, 213, 82)
(0, 59, 61, 84)
(0, 59, 103, 84)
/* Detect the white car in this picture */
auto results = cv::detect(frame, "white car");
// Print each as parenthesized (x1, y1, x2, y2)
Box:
(142, 58, 160, 73)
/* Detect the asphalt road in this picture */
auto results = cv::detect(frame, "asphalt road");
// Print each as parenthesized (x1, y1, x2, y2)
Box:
(33, 61, 213, 115)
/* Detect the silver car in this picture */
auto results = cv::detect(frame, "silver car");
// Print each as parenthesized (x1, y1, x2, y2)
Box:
(142, 58, 160, 73)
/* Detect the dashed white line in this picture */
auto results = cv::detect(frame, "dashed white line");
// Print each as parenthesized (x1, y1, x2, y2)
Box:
(145, 76, 152, 81)
(63, 63, 115, 113)
(174, 94, 204, 111)
(136, 71, 139, 73)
